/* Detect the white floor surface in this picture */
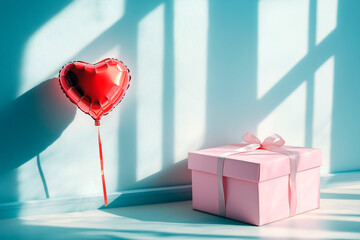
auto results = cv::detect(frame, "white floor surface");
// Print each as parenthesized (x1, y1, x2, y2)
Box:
(0, 184, 359, 240)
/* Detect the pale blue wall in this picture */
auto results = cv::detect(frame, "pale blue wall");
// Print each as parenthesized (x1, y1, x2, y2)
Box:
(0, 0, 359, 210)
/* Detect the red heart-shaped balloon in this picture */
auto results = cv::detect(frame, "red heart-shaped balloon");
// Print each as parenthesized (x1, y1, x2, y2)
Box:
(59, 58, 131, 125)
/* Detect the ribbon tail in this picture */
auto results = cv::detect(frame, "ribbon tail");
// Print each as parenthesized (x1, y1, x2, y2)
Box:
(217, 157, 226, 217)
(217, 143, 261, 217)
(266, 146, 297, 216)
(289, 173, 297, 216)
(98, 126, 108, 207)
(288, 152, 297, 216)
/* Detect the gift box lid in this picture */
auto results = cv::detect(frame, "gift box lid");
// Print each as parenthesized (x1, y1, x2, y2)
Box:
(188, 143, 322, 183)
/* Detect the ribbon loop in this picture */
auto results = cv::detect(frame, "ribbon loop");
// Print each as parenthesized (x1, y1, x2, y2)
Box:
(242, 132, 261, 144)
(217, 133, 297, 218)
(261, 134, 285, 148)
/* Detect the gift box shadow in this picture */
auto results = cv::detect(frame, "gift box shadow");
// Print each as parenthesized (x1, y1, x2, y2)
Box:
(320, 192, 360, 200)
(102, 201, 248, 226)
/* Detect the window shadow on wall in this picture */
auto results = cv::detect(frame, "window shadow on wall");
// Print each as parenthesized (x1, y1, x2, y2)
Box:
(107, 0, 360, 202)
(1, 0, 360, 218)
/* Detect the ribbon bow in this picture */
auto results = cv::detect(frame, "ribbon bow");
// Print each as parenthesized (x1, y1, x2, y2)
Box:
(217, 132, 298, 217)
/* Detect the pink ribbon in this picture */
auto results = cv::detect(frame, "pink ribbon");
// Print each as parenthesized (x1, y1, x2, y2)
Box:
(217, 132, 298, 217)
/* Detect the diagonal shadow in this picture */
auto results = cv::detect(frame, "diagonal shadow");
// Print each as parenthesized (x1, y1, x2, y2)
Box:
(255, 30, 338, 125)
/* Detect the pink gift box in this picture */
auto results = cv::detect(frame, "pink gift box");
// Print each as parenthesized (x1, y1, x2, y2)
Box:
(188, 142, 322, 226)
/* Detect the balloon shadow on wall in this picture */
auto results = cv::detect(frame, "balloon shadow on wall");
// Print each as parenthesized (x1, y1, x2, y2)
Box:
(0, 78, 76, 203)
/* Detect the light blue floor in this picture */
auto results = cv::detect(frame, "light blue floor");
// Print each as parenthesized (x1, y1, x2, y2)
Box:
(0, 184, 359, 240)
